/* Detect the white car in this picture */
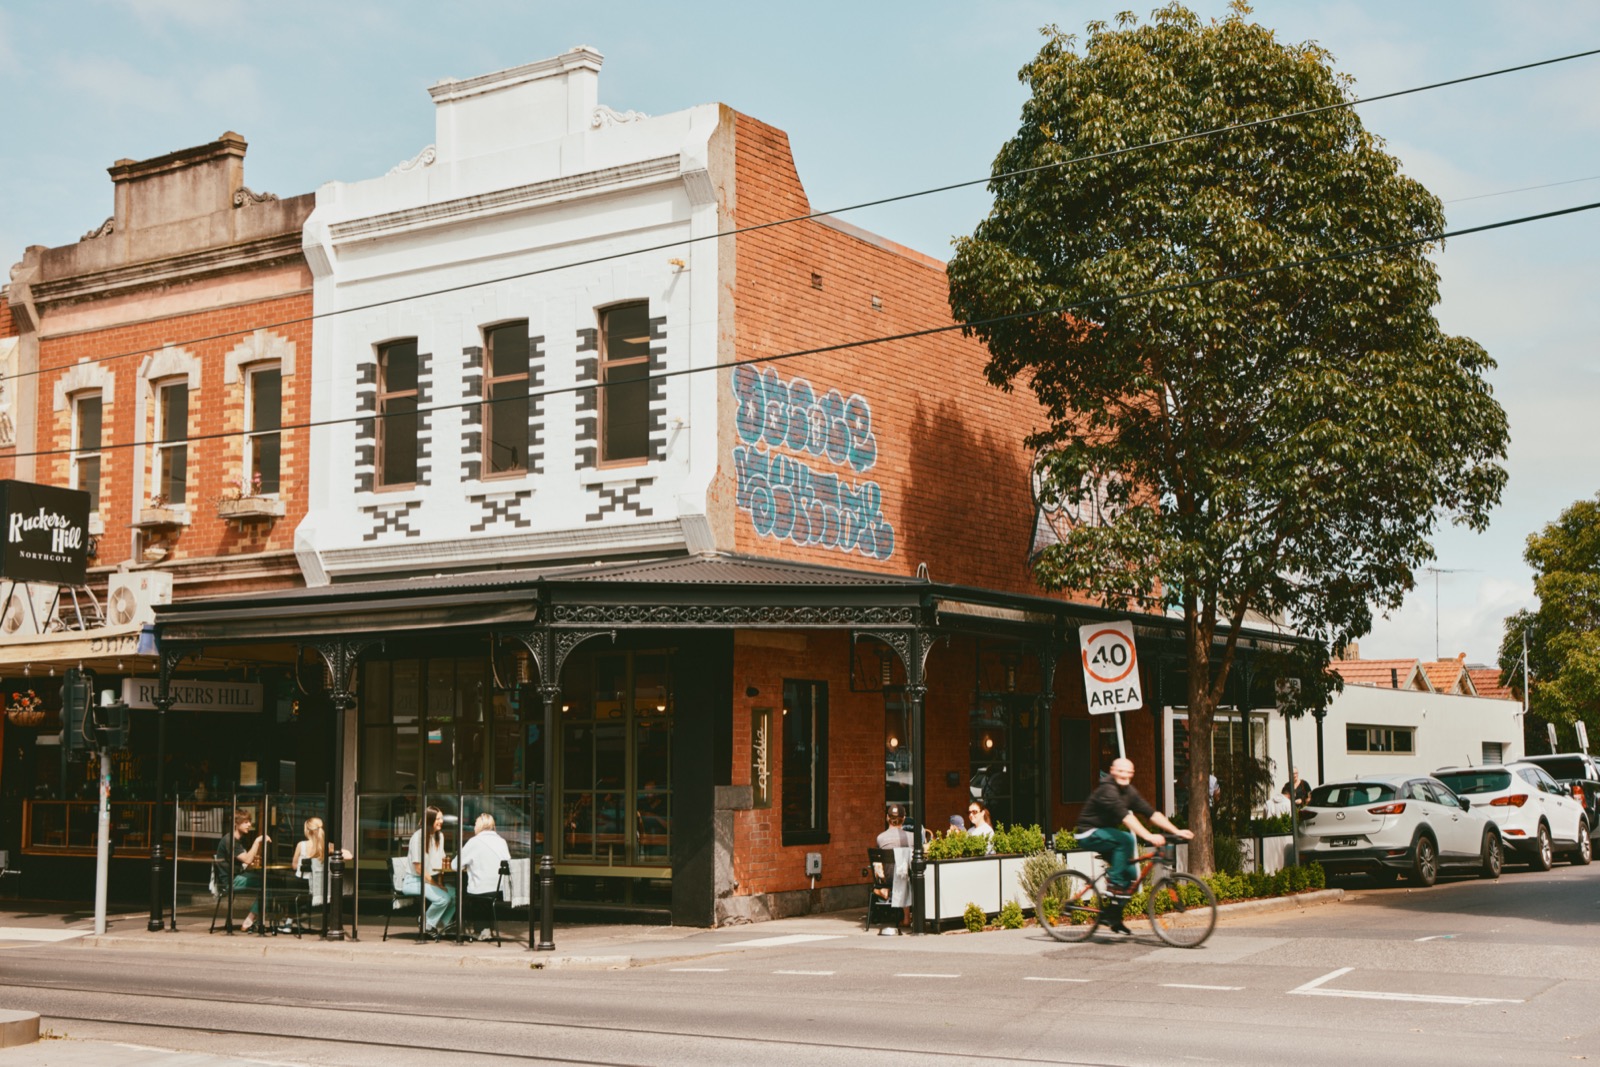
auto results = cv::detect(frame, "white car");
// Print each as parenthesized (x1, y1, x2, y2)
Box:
(1433, 763, 1592, 871)
(1295, 773, 1503, 887)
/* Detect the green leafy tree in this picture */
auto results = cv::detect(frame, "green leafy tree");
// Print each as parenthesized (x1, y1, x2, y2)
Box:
(1499, 494, 1600, 748)
(946, 4, 1508, 873)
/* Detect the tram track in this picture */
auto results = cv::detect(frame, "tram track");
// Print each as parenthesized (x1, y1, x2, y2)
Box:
(0, 980, 1090, 1066)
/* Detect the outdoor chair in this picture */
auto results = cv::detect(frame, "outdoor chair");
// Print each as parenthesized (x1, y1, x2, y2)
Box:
(0, 850, 20, 897)
(865, 847, 902, 931)
(462, 859, 510, 946)
(382, 855, 422, 941)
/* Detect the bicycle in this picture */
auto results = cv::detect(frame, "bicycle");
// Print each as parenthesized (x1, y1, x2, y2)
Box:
(1033, 840, 1217, 948)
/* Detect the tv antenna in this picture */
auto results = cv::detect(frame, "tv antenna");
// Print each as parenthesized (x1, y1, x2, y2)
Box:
(1422, 566, 1479, 661)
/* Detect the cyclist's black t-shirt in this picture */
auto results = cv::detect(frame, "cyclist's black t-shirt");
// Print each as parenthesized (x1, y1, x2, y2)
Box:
(1075, 781, 1155, 832)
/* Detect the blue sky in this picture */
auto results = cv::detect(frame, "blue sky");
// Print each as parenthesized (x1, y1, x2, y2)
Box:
(2, 0, 1596, 669)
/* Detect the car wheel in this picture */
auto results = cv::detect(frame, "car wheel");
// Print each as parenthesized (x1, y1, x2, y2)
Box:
(1532, 822, 1554, 871)
(1480, 831, 1502, 879)
(1411, 835, 1438, 887)
(1572, 820, 1592, 866)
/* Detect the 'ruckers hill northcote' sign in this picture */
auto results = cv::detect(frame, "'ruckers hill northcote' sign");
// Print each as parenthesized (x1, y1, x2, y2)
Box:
(0, 480, 91, 585)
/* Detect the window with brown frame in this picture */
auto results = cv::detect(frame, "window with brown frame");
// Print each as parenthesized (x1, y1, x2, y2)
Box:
(72, 392, 103, 514)
(154, 380, 188, 504)
(599, 303, 650, 463)
(483, 322, 529, 475)
(246, 365, 281, 493)
(377, 340, 419, 487)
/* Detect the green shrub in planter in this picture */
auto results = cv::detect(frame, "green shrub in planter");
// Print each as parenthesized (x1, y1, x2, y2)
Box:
(1307, 863, 1326, 890)
(1052, 829, 1078, 852)
(1018, 850, 1066, 906)
(963, 902, 986, 932)
(991, 823, 1046, 855)
(1213, 834, 1244, 874)
(999, 900, 1025, 929)
(925, 829, 989, 860)
(1251, 813, 1294, 836)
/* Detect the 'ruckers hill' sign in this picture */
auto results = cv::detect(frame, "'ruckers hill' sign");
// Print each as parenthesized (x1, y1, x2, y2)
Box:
(0, 480, 91, 585)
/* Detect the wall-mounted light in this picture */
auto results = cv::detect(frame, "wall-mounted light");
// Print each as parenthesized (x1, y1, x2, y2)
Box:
(512, 650, 532, 686)
(1002, 651, 1019, 693)
(745, 685, 760, 698)
(983, 734, 995, 751)
(879, 650, 893, 687)
(887, 735, 899, 750)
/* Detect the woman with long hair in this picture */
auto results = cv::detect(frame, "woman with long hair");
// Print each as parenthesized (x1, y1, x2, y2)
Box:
(401, 805, 456, 938)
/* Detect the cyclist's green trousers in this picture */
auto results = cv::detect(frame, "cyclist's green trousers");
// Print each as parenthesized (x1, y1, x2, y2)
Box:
(1078, 827, 1137, 889)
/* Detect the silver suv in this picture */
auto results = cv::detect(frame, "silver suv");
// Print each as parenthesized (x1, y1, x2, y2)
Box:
(1295, 773, 1503, 886)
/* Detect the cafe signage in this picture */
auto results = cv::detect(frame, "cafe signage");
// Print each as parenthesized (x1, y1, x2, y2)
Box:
(0, 480, 91, 585)
(122, 677, 264, 714)
(750, 707, 773, 809)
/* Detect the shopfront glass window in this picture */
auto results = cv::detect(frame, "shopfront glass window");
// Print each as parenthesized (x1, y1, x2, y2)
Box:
(781, 679, 828, 845)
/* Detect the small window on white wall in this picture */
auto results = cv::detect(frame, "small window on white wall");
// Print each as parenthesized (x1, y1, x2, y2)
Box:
(72, 393, 103, 513)
(246, 366, 282, 493)
(154, 379, 189, 505)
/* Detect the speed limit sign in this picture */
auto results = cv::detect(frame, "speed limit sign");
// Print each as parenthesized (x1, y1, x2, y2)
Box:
(1079, 621, 1143, 714)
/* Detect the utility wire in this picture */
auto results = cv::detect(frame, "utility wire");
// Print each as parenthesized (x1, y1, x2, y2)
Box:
(4, 45, 1597, 390)
(13, 198, 1598, 463)
(1445, 173, 1600, 205)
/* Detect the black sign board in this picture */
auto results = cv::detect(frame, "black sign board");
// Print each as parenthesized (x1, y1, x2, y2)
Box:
(0, 480, 91, 585)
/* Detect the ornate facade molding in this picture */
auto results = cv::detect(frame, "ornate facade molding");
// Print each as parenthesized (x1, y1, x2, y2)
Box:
(80, 217, 115, 241)
(388, 144, 438, 175)
(591, 104, 648, 128)
(552, 603, 921, 628)
(223, 328, 297, 384)
(233, 186, 279, 207)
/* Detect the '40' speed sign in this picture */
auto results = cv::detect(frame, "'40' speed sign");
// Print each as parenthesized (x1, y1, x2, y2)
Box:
(1079, 620, 1144, 714)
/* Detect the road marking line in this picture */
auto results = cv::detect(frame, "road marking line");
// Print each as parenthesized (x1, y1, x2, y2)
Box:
(1024, 977, 1091, 983)
(669, 967, 728, 973)
(1288, 967, 1522, 1006)
(0, 928, 90, 942)
(895, 972, 961, 979)
(1414, 934, 1456, 941)
(721, 933, 845, 948)
(774, 969, 835, 975)
(1162, 983, 1243, 991)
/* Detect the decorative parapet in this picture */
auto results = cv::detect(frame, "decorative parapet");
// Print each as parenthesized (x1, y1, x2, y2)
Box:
(80, 217, 115, 241)
(592, 104, 648, 128)
(233, 187, 279, 207)
(388, 145, 437, 175)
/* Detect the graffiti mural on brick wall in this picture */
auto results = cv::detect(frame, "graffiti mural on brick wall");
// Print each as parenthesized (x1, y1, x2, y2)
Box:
(731, 365, 895, 561)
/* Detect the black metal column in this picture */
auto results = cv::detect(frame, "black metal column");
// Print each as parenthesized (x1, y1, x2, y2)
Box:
(148, 649, 181, 932)
(537, 680, 558, 952)
(1311, 707, 1327, 785)
(1035, 637, 1063, 836)
(310, 638, 381, 942)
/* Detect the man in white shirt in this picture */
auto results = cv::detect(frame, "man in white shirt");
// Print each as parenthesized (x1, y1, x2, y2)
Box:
(457, 812, 513, 940)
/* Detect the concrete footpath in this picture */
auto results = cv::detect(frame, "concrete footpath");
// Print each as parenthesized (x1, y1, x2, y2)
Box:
(0, 889, 1344, 1065)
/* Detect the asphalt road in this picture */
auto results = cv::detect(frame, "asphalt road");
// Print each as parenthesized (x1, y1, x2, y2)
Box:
(2, 861, 1598, 1066)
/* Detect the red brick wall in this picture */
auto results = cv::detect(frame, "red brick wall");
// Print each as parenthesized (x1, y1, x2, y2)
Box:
(724, 112, 1048, 598)
(34, 290, 311, 585)
(0, 299, 15, 483)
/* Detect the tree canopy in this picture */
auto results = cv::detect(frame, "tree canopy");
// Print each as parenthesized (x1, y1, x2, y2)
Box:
(1500, 494, 1600, 748)
(946, 3, 1508, 871)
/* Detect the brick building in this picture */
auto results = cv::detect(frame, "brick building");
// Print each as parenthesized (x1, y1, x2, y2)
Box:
(1, 134, 316, 896)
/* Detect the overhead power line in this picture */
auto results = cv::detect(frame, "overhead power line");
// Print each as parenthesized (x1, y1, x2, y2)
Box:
(11, 197, 1598, 464)
(2, 45, 1597, 391)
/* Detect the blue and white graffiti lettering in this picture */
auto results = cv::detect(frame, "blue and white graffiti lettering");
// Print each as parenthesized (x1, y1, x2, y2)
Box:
(731, 365, 878, 473)
(732, 444, 895, 562)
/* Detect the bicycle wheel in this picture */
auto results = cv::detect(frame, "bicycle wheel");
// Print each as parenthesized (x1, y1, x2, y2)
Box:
(1146, 873, 1217, 948)
(1034, 869, 1102, 943)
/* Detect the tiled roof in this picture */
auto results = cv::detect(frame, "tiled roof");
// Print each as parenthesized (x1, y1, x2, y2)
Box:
(1330, 658, 1431, 691)
(1468, 667, 1518, 701)
(1421, 653, 1473, 695)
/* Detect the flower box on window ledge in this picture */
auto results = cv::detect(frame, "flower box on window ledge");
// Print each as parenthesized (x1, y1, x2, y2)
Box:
(216, 496, 285, 522)
(133, 505, 190, 530)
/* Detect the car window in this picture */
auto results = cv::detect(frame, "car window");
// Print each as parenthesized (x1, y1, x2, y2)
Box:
(1427, 780, 1463, 807)
(1309, 783, 1397, 807)
(1434, 770, 1511, 795)
(1526, 756, 1586, 780)
(1533, 767, 1563, 793)
(1517, 768, 1545, 791)
(1403, 781, 1433, 802)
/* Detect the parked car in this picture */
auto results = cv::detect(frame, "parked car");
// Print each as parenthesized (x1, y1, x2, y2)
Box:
(1519, 752, 1600, 835)
(1295, 773, 1502, 887)
(1433, 762, 1592, 871)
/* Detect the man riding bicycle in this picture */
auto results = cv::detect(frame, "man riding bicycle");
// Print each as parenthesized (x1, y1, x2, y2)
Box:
(1075, 757, 1193, 933)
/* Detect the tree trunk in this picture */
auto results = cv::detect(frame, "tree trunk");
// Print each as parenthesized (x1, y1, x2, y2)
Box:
(1185, 610, 1216, 877)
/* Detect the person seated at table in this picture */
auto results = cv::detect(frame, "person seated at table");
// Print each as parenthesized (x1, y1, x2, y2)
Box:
(291, 817, 352, 881)
(457, 812, 513, 941)
(402, 805, 456, 939)
(213, 809, 269, 932)
(967, 801, 996, 853)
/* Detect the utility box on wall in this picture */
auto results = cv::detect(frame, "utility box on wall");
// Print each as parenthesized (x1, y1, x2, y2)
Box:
(805, 852, 822, 877)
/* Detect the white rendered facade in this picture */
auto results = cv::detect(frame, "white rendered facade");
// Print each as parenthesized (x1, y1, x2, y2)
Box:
(297, 49, 726, 582)
(1265, 684, 1523, 789)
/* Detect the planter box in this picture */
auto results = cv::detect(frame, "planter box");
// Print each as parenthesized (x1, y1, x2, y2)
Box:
(920, 853, 1037, 923)
(133, 506, 189, 529)
(216, 497, 285, 521)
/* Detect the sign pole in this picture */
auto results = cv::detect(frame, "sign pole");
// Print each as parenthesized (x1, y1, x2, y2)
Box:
(1114, 712, 1126, 758)
(94, 746, 111, 935)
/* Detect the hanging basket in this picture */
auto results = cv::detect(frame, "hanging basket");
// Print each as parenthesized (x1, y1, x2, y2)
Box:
(6, 707, 56, 729)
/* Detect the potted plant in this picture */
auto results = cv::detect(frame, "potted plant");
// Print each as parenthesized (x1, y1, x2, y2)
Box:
(919, 823, 1049, 925)
(215, 472, 285, 521)
(135, 494, 189, 529)
(5, 689, 53, 728)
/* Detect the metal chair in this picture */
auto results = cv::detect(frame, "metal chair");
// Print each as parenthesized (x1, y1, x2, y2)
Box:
(382, 856, 422, 941)
(462, 859, 510, 946)
(864, 848, 902, 931)
(0, 850, 20, 897)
